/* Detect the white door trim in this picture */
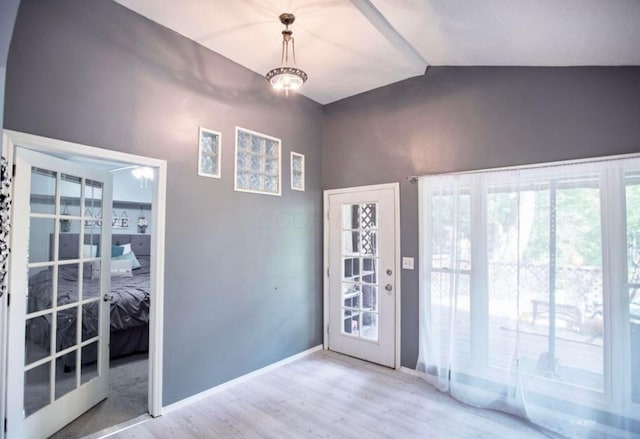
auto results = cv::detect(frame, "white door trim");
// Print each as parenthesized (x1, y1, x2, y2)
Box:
(323, 182, 401, 369)
(1, 130, 166, 421)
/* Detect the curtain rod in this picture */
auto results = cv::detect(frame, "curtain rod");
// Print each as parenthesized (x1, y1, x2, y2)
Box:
(406, 151, 640, 183)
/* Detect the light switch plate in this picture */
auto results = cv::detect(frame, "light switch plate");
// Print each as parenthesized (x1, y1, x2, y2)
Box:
(402, 257, 414, 270)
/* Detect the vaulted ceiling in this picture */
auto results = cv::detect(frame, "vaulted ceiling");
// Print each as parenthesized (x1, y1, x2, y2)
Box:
(114, 0, 640, 104)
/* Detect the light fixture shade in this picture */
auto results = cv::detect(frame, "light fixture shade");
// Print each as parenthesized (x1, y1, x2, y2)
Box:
(266, 13, 308, 95)
(266, 67, 308, 91)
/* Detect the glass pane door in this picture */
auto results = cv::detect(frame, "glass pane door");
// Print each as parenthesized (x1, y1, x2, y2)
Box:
(8, 147, 112, 439)
(24, 168, 105, 417)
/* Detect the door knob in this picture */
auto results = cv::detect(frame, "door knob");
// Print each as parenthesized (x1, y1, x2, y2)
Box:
(385, 284, 393, 293)
(103, 293, 112, 302)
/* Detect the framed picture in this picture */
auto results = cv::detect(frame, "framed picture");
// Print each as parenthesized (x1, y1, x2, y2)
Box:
(234, 127, 281, 196)
(291, 152, 305, 191)
(198, 127, 222, 178)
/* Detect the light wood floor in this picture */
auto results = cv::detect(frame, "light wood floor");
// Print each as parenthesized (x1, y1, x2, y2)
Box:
(108, 350, 554, 439)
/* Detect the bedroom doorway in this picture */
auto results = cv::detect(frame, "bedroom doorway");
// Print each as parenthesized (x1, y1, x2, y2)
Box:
(0, 130, 166, 439)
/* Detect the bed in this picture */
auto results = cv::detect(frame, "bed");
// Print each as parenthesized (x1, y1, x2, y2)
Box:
(25, 234, 151, 367)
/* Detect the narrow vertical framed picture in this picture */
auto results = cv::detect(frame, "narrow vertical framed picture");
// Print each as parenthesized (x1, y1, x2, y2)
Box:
(198, 127, 222, 178)
(291, 151, 305, 191)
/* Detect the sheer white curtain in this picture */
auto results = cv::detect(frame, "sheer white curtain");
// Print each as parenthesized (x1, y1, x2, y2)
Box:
(417, 158, 640, 438)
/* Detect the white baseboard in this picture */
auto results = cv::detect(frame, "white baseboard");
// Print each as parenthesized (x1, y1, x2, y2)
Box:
(163, 345, 323, 414)
(400, 366, 422, 377)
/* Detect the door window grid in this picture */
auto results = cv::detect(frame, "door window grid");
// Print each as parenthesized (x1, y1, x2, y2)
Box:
(24, 169, 103, 417)
(341, 203, 379, 341)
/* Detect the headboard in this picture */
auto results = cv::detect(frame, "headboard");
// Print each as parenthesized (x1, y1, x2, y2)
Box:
(54, 234, 151, 259)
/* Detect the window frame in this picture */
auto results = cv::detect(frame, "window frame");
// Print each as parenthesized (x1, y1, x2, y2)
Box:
(234, 126, 282, 196)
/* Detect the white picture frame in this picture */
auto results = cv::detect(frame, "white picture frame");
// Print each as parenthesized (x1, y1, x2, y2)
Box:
(198, 127, 222, 179)
(291, 151, 305, 191)
(234, 127, 282, 196)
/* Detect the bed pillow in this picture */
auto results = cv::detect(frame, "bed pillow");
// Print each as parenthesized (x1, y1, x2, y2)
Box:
(110, 258, 134, 278)
(113, 250, 141, 270)
(111, 245, 125, 257)
(120, 243, 132, 255)
(91, 258, 134, 278)
(83, 244, 98, 258)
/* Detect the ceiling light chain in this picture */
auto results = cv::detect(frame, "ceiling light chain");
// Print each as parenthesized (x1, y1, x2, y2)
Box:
(266, 13, 308, 96)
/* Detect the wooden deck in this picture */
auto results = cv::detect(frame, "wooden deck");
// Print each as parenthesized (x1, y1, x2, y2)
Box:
(108, 350, 552, 439)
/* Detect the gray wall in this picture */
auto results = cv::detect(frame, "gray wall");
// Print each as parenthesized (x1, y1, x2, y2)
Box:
(323, 66, 640, 367)
(113, 169, 153, 204)
(0, 0, 20, 134)
(5, 0, 323, 405)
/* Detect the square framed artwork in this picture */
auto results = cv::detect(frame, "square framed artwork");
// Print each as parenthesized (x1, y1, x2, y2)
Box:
(290, 152, 305, 191)
(198, 127, 222, 178)
(234, 127, 281, 196)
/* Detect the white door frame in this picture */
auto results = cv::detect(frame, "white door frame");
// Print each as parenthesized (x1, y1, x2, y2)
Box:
(323, 182, 401, 369)
(0, 130, 167, 427)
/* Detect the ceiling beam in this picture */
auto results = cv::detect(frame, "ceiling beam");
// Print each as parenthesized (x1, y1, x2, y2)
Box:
(349, 0, 428, 72)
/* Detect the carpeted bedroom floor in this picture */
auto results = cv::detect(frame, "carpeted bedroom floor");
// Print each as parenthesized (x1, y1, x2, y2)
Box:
(50, 353, 148, 439)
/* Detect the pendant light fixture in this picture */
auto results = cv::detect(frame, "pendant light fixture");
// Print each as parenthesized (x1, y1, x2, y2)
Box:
(265, 13, 308, 96)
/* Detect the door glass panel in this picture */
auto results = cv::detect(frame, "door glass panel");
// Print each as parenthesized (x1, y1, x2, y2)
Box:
(28, 266, 54, 313)
(362, 285, 377, 312)
(342, 204, 359, 229)
(84, 179, 103, 211)
(342, 231, 359, 255)
(24, 362, 51, 417)
(82, 262, 100, 299)
(343, 309, 360, 335)
(81, 343, 99, 384)
(361, 312, 378, 340)
(341, 202, 380, 341)
(55, 351, 77, 399)
(342, 283, 361, 309)
(360, 203, 377, 229)
(30, 168, 57, 215)
(82, 302, 99, 341)
(361, 230, 377, 255)
(60, 174, 82, 216)
(57, 264, 79, 305)
(28, 217, 55, 263)
(56, 307, 78, 352)
(25, 316, 51, 365)
(362, 257, 378, 284)
(84, 220, 102, 259)
(59, 220, 81, 260)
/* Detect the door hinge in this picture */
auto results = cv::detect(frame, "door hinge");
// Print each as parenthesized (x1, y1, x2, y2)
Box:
(4, 417, 7, 433)
(6, 293, 10, 307)
(327, 325, 330, 335)
(326, 210, 330, 220)
(326, 268, 330, 277)
(12, 163, 16, 177)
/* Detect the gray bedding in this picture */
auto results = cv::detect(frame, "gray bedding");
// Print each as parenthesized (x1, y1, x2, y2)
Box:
(26, 257, 150, 360)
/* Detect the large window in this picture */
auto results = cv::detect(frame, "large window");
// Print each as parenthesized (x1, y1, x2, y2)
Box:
(418, 159, 640, 438)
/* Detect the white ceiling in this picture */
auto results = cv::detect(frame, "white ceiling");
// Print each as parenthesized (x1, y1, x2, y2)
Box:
(114, 0, 640, 104)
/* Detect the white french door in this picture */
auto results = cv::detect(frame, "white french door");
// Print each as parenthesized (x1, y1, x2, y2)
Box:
(6, 148, 112, 439)
(326, 185, 399, 368)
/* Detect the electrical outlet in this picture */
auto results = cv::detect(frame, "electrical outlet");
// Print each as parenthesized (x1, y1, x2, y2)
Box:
(402, 257, 414, 270)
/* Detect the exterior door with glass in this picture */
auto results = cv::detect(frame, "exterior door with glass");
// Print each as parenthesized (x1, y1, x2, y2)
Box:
(6, 148, 112, 439)
(326, 185, 398, 368)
